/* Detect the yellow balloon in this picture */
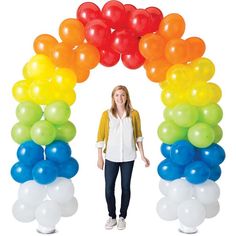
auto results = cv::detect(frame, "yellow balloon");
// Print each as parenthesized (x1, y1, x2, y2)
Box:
(208, 82, 222, 103)
(52, 68, 77, 90)
(12, 80, 30, 102)
(22, 63, 33, 81)
(56, 89, 76, 106)
(186, 81, 213, 106)
(166, 64, 194, 89)
(190, 57, 215, 81)
(161, 87, 185, 108)
(28, 79, 54, 105)
(26, 54, 55, 80)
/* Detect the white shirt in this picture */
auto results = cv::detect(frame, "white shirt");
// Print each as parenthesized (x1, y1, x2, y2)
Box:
(97, 110, 143, 162)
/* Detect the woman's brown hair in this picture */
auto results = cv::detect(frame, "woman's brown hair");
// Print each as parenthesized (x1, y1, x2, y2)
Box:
(110, 85, 132, 117)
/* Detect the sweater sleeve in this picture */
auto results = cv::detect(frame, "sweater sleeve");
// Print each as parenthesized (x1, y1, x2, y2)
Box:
(135, 111, 143, 141)
(96, 111, 107, 147)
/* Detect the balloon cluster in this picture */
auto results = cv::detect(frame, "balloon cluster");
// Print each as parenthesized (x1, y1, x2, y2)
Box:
(12, 178, 78, 233)
(157, 179, 220, 233)
(11, 100, 78, 232)
(152, 4, 225, 233)
(11, 140, 79, 184)
(158, 141, 225, 184)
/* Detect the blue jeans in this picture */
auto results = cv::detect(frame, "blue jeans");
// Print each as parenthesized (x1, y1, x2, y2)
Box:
(105, 159, 134, 219)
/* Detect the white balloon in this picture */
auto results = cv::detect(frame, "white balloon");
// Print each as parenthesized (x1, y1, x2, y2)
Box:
(35, 200, 61, 228)
(178, 199, 206, 227)
(194, 180, 220, 205)
(12, 200, 35, 223)
(18, 180, 47, 207)
(205, 201, 220, 218)
(59, 197, 78, 217)
(168, 179, 193, 203)
(159, 179, 171, 196)
(47, 177, 74, 204)
(156, 197, 178, 221)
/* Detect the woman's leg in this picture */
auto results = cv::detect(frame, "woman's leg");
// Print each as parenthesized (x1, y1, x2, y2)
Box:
(119, 161, 134, 219)
(105, 160, 119, 219)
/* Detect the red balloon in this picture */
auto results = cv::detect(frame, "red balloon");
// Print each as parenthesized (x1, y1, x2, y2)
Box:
(146, 7, 163, 32)
(85, 19, 111, 48)
(76, 2, 101, 25)
(100, 47, 120, 67)
(121, 50, 145, 69)
(111, 29, 138, 54)
(123, 4, 136, 28)
(128, 9, 151, 36)
(102, 0, 125, 29)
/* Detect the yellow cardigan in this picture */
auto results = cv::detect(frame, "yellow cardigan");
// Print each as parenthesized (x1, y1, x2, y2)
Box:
(97, 109, 142, 153)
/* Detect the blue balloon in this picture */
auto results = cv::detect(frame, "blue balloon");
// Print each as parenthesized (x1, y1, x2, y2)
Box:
(58, 157, 79, 179)
(11, 162, 33, 183)
(199, 143, 225, 167)
(209, 166, 221, 181)
(32, 160, 58, 184)
(17, 141, 44, 166)
(184, 161, 210, 184)
(157, 159, 183, 181)
(170, 140, 196, 166)
(45, 141, 71, 163)
(160, 143, 172, 159)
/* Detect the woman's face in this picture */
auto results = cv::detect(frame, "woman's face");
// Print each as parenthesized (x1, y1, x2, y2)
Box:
(114, 89, 127, 107)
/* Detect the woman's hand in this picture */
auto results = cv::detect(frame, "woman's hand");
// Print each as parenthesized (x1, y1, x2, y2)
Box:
(141, 156, 150, 167)
(97, 156, 104, 170)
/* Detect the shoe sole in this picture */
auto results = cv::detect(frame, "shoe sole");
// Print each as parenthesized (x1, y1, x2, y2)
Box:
(105, 223, 117, 230)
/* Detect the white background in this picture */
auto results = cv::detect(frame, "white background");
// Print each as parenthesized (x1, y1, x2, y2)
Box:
(0, 0, 235, 235)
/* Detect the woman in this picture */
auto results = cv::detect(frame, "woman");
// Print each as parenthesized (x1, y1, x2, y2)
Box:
(96, 85, 150, 230)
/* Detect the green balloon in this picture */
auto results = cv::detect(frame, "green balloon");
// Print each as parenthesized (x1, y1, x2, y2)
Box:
(16, 101, 43, 125)
(158, 121, 187, 144)
(30, 120, 56, 145)
(199, 103, 223, 125)
(11, 122, 31, 144)
(56, 121, 76, 142)
(163, 107, 174, 121)
(213, 125, 223, 143)
(44, 101, 71, 125)
(172, 104, 199, 127)
(188, 122, 215, 148)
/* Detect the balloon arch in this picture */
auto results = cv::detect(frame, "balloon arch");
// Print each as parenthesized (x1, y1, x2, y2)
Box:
(11, 1, 224, 234)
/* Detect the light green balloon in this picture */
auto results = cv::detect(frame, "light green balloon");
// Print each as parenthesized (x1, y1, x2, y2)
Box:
(199, 103, 223, 125)
(16, 101, 43, 125)
(158, 121, 187, 144)
(172, 104, 199, 128)
(11, 122, 31, 144)
(213, 125, 223, 143)
(163, 107, 174, 121)
(56, 121, 76, 142)
(44, 101, 71, 125)
(30, 120, 56, 145)
(188, 122, 215, 148)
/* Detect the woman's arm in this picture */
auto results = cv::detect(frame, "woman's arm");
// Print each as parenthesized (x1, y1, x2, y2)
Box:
(137, 141, 150, 167)
(97, 148, 104, 170)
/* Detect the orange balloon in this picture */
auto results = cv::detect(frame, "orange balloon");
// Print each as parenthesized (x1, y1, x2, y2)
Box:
(50, 42, 75, 67)
(159, 13, 185, 40)
(74, 66, 90, 83)
(75, 43, 100, 69)
(185, 37, 206, 61)
(145, 59, 171, 83)
(139, 33, 166, 60)
(165, 38, 188, 64)
(33, 34, 58, 57)
(59, 18, 85, 47)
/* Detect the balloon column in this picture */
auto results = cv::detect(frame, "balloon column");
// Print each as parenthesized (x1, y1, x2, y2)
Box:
(10, 0, 224, 233)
